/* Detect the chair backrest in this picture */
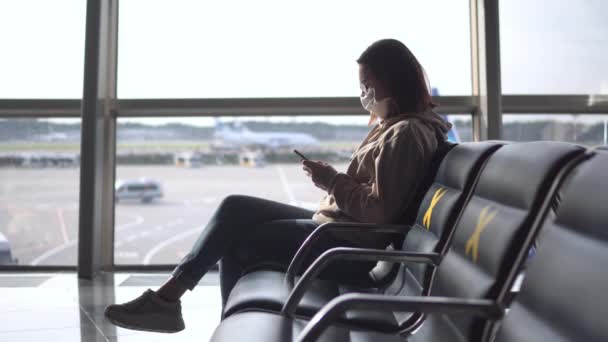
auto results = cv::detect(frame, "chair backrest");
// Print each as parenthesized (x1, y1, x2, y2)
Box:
(407, 142, 586, 341)
(494, 151, 608, 342)
(400, 141, 504, 282)
(370, 140, 457, 285)
(397, 140, 457, 227)
(377, 142, 503, 323)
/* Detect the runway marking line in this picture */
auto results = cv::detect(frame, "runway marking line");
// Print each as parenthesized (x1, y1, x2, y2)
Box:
(142, 226, 201, 265)
(56, 208, 69, 243)
(275, 165, 297, 205)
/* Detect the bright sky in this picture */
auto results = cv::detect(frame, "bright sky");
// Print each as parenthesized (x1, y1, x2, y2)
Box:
(0, 0, 607, 125)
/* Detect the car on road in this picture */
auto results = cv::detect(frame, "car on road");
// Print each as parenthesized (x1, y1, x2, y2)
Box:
(115, 178, 163, 203)
(0, 232, 17, 265)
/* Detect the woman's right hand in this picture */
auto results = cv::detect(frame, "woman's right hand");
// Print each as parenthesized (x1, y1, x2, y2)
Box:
(302, 160, 338, 192)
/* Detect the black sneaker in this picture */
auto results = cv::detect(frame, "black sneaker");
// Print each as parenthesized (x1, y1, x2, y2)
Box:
(104, 289, 185, 333)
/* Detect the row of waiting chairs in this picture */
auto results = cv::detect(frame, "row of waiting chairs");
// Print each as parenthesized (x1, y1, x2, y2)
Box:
(209, 141, 607, 342)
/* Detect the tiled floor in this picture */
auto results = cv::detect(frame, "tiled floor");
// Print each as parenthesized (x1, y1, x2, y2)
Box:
(0, 272, 222, 341)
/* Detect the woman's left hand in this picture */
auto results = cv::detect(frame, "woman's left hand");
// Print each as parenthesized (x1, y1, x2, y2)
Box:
(302, 160, 339, 191)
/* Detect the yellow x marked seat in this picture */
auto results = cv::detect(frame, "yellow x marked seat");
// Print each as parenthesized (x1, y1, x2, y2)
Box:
(422, 187, 447, 229)
(465, 206, 498, 263)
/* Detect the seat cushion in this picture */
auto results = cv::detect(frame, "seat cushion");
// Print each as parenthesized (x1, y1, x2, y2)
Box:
(224, 270, 342, 318)
(211, 311, 402, 342)
(223, 270, 400, 331)
(407, 313, 470, 342)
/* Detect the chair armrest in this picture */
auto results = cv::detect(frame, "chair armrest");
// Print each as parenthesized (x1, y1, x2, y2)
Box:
(285, 222, 411, 284)
(281, 247, 441, 317)
(297, 294, 504, 342)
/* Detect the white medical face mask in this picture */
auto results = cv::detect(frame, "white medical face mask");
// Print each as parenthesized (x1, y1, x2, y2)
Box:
(360, 84, 391, 119)
(360, 84, 377, 113)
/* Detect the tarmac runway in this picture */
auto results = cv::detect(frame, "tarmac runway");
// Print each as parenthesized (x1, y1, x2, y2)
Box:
(0, 163, 348, 266)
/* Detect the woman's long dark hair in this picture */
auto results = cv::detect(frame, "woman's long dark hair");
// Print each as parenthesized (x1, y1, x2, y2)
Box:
(357, 39, 436, 114)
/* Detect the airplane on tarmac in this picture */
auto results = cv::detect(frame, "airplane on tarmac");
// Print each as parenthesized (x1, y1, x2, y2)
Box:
(212, 119, 319, 150)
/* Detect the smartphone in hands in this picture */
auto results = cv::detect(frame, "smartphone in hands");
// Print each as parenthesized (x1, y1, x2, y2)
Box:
(293, 149, 309, 161)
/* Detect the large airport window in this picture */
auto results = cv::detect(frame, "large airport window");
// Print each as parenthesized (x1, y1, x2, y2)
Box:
(114, 114, 468, 265)
(0, 118, 81, 266)
(500, 0, 608, 94)
(503, 114, 608, 146)
(118, 0, 471, 98)
(0, 1, 86, 98)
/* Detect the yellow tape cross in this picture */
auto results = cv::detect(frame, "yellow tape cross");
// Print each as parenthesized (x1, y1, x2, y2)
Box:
(465, 206, 498, 263)
(423, 187, 447, 230)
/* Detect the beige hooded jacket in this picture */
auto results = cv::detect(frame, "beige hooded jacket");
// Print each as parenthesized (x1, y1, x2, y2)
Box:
(312, 109, 452, 247)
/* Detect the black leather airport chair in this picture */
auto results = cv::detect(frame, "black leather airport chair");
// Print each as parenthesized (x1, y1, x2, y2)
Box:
(221, 142, 502, 322)
(369, 140, 457, 288)
(209, 141, 586, 342)
(492, 150, 608, 342)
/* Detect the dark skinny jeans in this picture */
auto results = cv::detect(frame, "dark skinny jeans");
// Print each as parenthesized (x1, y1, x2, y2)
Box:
(171, 195, 377, 306)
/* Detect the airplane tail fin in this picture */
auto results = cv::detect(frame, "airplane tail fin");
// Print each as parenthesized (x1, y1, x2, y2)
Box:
(432, 87, 461, 143)
(214, 118, 224, 130)
(214, 118, 228, 139)
(214, 119, 248, 133)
